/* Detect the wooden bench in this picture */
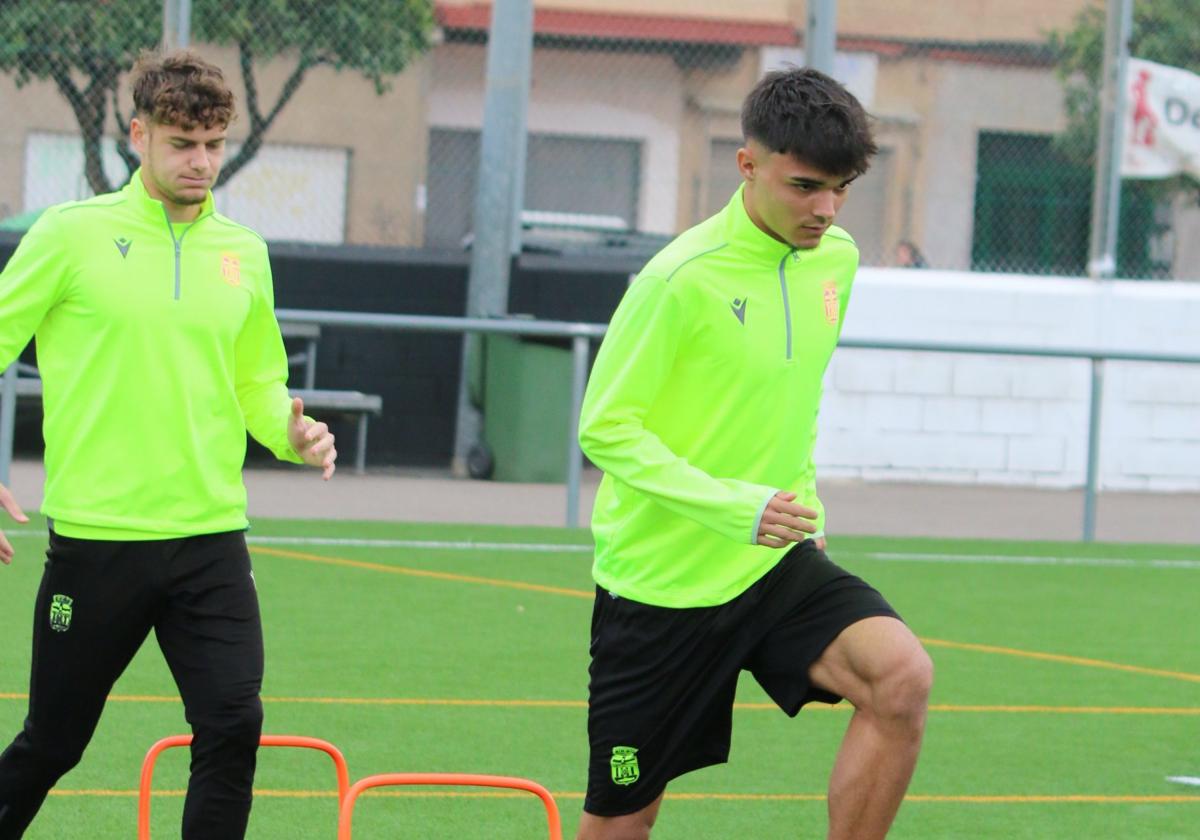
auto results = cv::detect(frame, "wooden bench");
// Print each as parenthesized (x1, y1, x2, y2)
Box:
(9, 377, 382, 475)
(278, 321, 383, 473)
(289, 387, 383, 474)
(280, 321, 320, 390)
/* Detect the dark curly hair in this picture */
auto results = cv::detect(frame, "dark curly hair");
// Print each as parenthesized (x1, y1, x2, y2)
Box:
(131, 49, 235, 129)
(741, 66, 877, 176)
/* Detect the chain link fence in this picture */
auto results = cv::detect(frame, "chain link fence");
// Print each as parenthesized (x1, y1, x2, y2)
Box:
(0, 0, 434, 244)
(1, 0, 1197, 278)
(430, 0, 1199, 280)
(429, 6, 773, 263)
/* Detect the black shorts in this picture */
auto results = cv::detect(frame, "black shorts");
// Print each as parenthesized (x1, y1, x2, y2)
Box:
(583, 540, 900, 816)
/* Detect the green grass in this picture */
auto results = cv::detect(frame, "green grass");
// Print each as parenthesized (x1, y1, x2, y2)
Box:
(1, 515, 1197, 838)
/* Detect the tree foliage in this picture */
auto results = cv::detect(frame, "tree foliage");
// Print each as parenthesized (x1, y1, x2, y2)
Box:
(0, 0, 435, 195)
(1049, 0, 1200, 194)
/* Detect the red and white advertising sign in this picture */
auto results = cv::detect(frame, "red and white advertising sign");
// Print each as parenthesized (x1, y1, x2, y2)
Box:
(1122, 57, 1200, 179)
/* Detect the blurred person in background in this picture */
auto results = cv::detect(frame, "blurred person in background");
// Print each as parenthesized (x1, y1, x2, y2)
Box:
(0, 49, 336, 839)
(895, 239, 927, 268)
(575, 67, 932, 840)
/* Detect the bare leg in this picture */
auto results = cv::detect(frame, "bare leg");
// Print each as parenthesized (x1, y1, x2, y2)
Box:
(808, 616, 933, 840)
(576, 794, 664, 840)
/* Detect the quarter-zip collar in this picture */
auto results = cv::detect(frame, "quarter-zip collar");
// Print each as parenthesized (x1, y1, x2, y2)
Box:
(125, 169, 216, 299)
(723, 184, 796, 264)
(722, 184, 799, 360)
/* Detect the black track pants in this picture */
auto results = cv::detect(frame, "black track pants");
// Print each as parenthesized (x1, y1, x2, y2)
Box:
(0, 530, 264, 839)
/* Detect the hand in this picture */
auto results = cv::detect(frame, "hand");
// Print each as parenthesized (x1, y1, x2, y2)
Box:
(0, 482, 30, 565)
(756, 491, 818, 548)
(287, 397, 337, 480)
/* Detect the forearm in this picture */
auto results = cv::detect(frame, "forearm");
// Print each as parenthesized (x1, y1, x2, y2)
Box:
(581, 419, 778, 543)
(239, 383, 303, 463)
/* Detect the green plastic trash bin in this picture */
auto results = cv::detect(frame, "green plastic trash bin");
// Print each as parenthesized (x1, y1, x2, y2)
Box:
(481, 332, 573, 482)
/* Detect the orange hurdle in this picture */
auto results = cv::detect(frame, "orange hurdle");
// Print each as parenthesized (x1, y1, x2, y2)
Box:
(337, 773, 563, 840)
(137, 734, 351, 839)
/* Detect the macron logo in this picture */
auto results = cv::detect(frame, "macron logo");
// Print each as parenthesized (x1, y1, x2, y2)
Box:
(114, 237, 132, 258)
(730, 297, 747, 324)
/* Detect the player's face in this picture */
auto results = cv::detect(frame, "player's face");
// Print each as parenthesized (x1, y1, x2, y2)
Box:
(738, 140, 856, 250)
(131, 118, 227, 220)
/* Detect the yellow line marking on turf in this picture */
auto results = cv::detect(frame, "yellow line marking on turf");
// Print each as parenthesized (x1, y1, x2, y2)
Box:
(905, 795, 1200, 804)
(247, 547, 1200, 684)
(269, 696, 588, 708)
(5, 691, 1197, 716)
(668, 793, 1200, 804)
(922, 638, 1200, 683)
(49, 789, 1200, 804)
(735, 702, 1200, 715)
(249, 546, 593, 599)
(924, 705, 1200, 715)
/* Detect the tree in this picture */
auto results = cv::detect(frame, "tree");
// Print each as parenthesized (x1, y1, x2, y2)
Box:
(1049, 0, 1200, 196)
(0, 1, 160, 196)
(0, 0, 435, 195)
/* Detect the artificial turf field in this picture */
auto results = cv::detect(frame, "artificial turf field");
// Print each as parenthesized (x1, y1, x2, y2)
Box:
(1, 515, 1197, 839)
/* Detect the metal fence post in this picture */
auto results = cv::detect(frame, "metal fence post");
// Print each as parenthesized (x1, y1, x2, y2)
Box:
(161, 0, 192, 50)
(566, 335, 590, 528)
(805, 0, 838, 75)
(1087, 0, 1133, 279)
(1082, 357, 1105, 542)
(452, 0, 535, 476)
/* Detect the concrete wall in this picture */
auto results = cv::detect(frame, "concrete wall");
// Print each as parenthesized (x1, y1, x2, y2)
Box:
(5, 1, 1194, 273)
(440, 0, 1092, 43)
(832, 0, 1088, 42)
(440, 0, 795, 24)
(0, 74, 80, 221)
(429, 43, 688, 235)
(818, 268, 1200, 491)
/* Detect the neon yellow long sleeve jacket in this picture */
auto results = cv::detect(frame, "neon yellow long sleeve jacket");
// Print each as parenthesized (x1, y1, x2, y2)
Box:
(578, 186, 857, 607)
(0, 171, 300, 539)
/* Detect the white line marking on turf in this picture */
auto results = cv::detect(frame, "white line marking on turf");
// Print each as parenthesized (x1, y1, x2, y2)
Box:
(3, 531, 1197, 568)
(1166, 776, 1200, 787)
(0, 530, 591, 553)
(252, 538, 1191, 568)
(862, 552, 1200, 570)
(244, 536, 594, 553)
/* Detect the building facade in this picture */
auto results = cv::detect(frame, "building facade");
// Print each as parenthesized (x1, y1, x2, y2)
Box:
(2, 0, 1195, 278)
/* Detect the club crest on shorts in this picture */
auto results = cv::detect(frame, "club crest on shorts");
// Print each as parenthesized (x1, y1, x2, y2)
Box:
(610, 745, 640, 786)
(49, 594, 74, 632)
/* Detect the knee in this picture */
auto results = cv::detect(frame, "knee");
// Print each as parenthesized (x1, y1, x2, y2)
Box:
(582, 824, 655, 840)
(578, 807, 659, 840)
(33, 742, 87, 780)
(872, 646, 933, 726)
(192, 698, 263, 748)
(8, 728, 87, 783)
(625, 810, 658, 840)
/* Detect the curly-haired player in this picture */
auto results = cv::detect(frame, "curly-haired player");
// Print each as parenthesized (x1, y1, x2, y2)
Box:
(0, 50, 337, 839)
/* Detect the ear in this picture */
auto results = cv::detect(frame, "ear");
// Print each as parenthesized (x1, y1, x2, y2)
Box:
(736, 146, 756, 182)
(129, 117, 148, 155)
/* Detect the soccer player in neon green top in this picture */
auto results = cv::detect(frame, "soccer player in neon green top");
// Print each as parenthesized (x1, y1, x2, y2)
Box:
(576, 68, 933, 840)
(0, 51, 336, 839)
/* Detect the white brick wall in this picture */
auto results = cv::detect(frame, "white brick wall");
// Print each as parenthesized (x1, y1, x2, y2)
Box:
(816, 269, 1200, 491)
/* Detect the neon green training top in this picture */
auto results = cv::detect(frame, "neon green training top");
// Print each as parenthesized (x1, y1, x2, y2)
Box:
(0, 170, 301, 540)
(578, 186, 857, 608)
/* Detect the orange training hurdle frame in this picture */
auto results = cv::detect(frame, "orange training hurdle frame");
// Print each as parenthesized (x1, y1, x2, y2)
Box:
(137, 734, 351, 839)
(337, 772, 563, 840)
